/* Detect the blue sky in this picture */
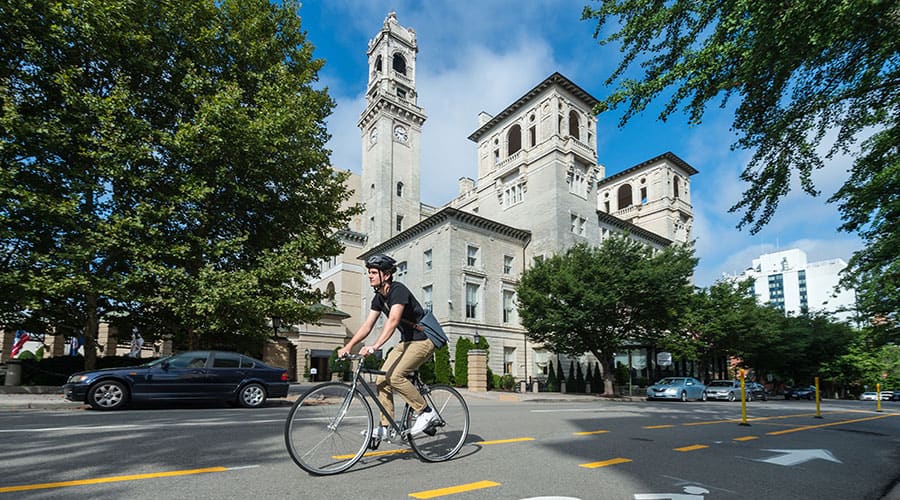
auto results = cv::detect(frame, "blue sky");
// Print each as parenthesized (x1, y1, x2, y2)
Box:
(298, 1, 863, 287)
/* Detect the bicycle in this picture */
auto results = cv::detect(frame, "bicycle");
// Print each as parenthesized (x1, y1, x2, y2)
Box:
(284, 353, 470, 475)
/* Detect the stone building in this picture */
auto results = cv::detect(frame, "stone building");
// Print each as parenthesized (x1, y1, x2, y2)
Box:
(288, 12, 699, 384)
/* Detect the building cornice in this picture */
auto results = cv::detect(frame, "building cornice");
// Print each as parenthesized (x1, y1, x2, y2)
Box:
(468, 72, 600, 142)
(597, 151, 699, 187)
(359, 207, 532, 259)
(596, 210, 673, 247)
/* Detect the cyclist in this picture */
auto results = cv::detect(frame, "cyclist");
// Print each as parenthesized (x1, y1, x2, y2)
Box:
(337, 253, 437, 440)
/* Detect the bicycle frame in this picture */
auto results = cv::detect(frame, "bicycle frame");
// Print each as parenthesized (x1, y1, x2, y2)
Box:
(342, 355, 418, 439)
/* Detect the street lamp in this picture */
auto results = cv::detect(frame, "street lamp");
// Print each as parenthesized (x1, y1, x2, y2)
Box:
(473, 332, 481, 346)
(271, 317, 282, 339)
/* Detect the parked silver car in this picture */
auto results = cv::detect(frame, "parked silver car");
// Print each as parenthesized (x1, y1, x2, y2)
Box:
(646, 377, 707, 401)
(705, 380, 743, 401)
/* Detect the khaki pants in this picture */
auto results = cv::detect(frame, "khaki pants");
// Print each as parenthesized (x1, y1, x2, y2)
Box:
(376, 339, 435, 426)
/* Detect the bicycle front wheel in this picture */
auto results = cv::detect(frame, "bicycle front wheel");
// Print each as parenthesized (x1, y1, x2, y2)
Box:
(407, 384, 469, 462)
(284, 382, 372, 475)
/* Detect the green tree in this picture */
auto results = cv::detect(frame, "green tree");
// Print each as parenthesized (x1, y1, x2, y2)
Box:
(434, 345, 453, 384)
(517, 238, 697, 394)
(1, 0, 356, 367)
(566, 362, 576, 394)
(454, 337, 472, 387)
(582, 0, 900, 330)
(546, 360, 559, 392)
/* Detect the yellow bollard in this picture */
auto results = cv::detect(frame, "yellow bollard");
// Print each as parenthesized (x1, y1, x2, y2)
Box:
(814, 376, 822, 418)
(877, 383, 882, 412)
(739, 370, 750, 426)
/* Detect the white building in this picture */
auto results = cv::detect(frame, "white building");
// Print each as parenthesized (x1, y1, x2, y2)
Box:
(299, 12, 698, 382)
(732, 249, 857, 323)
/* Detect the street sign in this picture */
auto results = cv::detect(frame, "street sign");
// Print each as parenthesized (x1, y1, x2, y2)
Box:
(656, 352, 672, 367)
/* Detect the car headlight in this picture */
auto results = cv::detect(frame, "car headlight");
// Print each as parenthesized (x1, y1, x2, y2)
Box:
(67, 375, 89, 383)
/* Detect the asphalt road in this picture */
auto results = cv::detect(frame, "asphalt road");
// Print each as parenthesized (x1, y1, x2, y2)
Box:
(1, 398, 899, 499)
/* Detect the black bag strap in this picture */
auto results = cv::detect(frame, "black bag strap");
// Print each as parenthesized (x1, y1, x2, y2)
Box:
(380, 303, 424, 332)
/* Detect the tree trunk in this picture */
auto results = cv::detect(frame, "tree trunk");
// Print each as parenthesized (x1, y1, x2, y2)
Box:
(601, 353, 615, 395)
(84, 293, 100, 370)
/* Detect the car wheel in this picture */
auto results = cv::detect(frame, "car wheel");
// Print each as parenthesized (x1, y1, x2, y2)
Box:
(700, 391, 708, 402)
(727, 392, 735, 402)
(238, 383, 267, 408)
(87, 380, 128, 411)
(680, 391, 687, 402)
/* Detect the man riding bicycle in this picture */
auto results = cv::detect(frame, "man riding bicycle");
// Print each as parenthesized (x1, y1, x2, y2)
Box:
(337, 254, 437, 440)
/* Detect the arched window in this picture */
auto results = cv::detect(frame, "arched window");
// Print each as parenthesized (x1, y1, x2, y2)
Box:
(507, 125, 522, 156)
(375, 55, 382, 73)
(392, 53, 406, 75)
(569, 110, 580, 139)
(326, 282, 336, 306)
(617, 184, 633, 209)
(396, 181, 404, 197)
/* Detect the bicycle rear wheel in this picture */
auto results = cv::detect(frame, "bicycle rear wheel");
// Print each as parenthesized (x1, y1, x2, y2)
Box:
(284, 382, 372, 475)
(407, 384, 469, 462)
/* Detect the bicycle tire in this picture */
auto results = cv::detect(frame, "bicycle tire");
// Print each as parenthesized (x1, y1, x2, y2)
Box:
(284, 382, 372, 475)
(407, 384, 469, 462)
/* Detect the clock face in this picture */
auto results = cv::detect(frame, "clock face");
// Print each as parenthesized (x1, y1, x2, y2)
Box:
(369, 128, 377, 144)
(393, 125, 408, 143)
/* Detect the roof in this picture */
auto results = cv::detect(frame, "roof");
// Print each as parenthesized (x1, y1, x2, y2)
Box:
(597, 152, 698, 187)
(596, 210, 673, 247)
(360, 207, 532, 259)
(468, 72, 600, 142)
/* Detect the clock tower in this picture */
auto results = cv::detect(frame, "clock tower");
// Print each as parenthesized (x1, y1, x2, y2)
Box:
(358, 12, 426, 248)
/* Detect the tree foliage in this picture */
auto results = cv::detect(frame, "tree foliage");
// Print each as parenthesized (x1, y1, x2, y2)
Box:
(517, 238, 696, 393)
(582, 0, 900, 328)
(1, 0, 357, 366)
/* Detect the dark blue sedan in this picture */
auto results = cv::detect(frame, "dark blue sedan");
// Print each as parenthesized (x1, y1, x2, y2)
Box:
(63, 350, 289, 410)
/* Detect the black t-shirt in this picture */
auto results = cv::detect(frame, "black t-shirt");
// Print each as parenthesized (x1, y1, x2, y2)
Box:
(370, 281, 427, 342)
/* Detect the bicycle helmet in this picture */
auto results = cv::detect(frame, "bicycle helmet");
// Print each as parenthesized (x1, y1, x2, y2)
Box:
(365, 254, 397, 273)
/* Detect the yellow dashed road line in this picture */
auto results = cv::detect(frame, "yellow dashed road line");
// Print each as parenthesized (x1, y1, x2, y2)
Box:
(0, 467, 229, 494)
(409, 480, 501, 499)
(476, 437, 535, 445)
(574, 429, 610, 435)
(674, 444, 708, 452)
(579, 457, 632, 469)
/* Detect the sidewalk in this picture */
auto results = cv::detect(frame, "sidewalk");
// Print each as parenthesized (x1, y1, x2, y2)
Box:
(0, 384, 644, 410)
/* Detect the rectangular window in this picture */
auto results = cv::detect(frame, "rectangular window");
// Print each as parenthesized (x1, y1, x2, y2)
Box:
(467, 245, 479, 267)
(503, 255, 513, 274)
(529, 126, 536, 147)
(493, 149, 500, 164)
(640, 187, 648, 204)
(465, 283, 479, 319)
(422, 285, 433, 311)
(502, 290, 515, 323)
(503, 347, 515, 375)
(503, 183, 524, 209)
(396, 261, 407, 277)
(423, 249, 432, 271)
(396, 215, 403, 232)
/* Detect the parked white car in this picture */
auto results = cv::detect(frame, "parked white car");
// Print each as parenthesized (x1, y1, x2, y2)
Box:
(860, 392, 878, 401)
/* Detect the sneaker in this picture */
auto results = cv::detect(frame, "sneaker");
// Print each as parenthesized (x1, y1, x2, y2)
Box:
(410, 409, 438, 436)
(362, 425, 390, 440)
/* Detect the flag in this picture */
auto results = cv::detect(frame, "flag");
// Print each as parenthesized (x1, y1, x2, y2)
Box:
(128, 332, 144, 358)
(69, 335, 83, 356)
(10, 330, 30, 358)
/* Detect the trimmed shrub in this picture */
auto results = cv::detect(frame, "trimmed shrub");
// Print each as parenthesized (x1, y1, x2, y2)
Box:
(546, 360, 559, 392)
(434, 345, 453, 384)
(566, 362, 575, 393)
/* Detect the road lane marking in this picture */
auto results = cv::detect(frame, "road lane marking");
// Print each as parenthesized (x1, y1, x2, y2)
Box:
(674, 444, 708, 452)
(579, 457, 632, 468)
(333, 449, 415, 459)
(0, 466, 229, 493)
(766, 412, 899, 436)
(643, 425, 674, 429)
(476, 437, 535, 445)
(574, 430, 609, 435)
(734, 436, 759, 441)
(409, 480, 500, 498)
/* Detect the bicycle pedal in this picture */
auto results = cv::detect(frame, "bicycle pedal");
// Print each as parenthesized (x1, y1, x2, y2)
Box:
(423, 426, 437, 437)
(368, 437, 381, 450)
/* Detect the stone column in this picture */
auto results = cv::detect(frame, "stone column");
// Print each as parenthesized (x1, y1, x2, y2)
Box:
(97, 324, 119, 356)
(45, 335, 67, 357)
(467, 349, 488, 392)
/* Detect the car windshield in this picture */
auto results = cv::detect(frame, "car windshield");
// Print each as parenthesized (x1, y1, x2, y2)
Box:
(708, 381, 733, 387)
(657, 378, 684, 385)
